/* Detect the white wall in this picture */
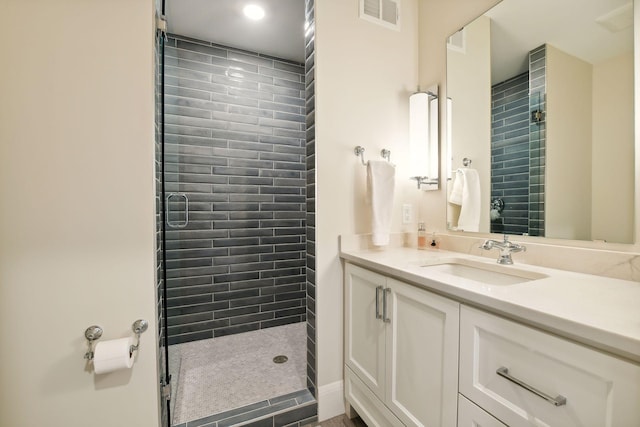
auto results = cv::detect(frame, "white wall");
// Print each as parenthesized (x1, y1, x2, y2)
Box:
(546, 45, 593, 241)
(592, 52, 634, 243)
(635, 0, 640, 245)
(446, 15, 492, 231)
(314, 0, 422, 418)
(0, 1, 160, 426)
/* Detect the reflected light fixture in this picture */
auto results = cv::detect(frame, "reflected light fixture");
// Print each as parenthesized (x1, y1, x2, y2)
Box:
(243, 4, 265, 20)
(409, 86, 440, 190)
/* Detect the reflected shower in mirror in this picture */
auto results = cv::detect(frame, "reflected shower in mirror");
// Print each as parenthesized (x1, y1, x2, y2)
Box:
(446, 0, 634, 243)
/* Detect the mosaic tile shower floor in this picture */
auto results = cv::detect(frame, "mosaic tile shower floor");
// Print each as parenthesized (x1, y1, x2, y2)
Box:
(169, 323, 307, 425)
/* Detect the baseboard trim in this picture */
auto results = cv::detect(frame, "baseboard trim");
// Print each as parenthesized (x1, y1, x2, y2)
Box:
(318, 380, 345, 421)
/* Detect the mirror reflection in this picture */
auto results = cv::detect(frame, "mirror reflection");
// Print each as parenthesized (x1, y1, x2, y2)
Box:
(446, 0, 634, 243)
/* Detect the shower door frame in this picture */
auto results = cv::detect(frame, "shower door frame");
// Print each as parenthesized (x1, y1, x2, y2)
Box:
(156, 0, 172, 424)
(156, 0, 318, 424)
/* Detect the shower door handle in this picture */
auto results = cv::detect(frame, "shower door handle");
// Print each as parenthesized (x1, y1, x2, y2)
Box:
(166, 193, 189, 228)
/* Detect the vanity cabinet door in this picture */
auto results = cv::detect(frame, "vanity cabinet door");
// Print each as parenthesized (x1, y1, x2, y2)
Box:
(344, 263, 387, 400)
(460, 305, 640, 427)
(385, 278, 460, 427)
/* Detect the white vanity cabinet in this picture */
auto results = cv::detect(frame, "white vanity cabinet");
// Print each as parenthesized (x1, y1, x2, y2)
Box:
(343, 261, 640, 427)
(459, 305, 640, 427)
(344, 263, 460, 427)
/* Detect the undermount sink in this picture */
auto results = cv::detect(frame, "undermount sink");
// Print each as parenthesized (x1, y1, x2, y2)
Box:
(421, 258, 547, 286)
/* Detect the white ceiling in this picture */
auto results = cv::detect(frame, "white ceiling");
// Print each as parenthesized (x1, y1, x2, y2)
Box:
(486, 0, 634, 84)
(165, 0, 306, 63)
(166, 0, 634, 82)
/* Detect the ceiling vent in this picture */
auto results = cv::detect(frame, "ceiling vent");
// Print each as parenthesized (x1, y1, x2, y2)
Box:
(360, 0, 400, 31)
(596, 2, 633, 33)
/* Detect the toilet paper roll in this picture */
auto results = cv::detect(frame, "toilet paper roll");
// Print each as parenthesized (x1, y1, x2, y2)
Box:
(93, 337, 135, 374)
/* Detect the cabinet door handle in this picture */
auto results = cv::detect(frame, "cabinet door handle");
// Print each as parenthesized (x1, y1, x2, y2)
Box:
(496, 367, 567, 407)
(375, 286, 383, 320)
(382, 288, 391, 323)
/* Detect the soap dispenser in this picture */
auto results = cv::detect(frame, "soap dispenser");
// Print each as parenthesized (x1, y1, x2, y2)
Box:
(417, 222, 427, 249)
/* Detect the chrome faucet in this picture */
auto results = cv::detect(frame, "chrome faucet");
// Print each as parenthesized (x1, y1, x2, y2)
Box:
(480, 235, 526, 265)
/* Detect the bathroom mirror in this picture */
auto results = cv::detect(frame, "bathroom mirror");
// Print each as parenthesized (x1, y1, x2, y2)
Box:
(446, 0, 635, 243)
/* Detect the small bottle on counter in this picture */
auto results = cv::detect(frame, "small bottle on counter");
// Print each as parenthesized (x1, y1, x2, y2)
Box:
(417, 222, 427, 249)
(430, 232, 440, 249)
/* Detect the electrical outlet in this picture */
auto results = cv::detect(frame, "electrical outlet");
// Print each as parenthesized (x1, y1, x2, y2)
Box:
(402, 204, 413, 224)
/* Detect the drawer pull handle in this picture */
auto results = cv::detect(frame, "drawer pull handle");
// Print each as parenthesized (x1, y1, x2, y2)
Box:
(496, 367, 567, 407)
(375, 286, 383, 320)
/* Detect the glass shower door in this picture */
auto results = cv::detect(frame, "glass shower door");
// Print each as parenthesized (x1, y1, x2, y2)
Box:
(155, 0, 171, 425)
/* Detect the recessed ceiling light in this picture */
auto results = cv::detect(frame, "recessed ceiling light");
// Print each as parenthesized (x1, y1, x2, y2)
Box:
(243, 4, 265, 20)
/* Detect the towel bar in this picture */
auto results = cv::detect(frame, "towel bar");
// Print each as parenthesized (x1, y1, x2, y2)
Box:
(354, 146, 392, 165)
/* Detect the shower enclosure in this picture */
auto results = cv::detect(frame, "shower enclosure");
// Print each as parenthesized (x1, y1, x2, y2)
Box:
(154, 1, 317, 426)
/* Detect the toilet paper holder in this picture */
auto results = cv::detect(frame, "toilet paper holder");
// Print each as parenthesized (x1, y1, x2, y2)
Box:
(84, 319, 149, 361)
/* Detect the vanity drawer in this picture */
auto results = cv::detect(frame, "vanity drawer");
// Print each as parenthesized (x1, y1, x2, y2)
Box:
(459, 305, 640, 427)
(458, 394, 506, 427)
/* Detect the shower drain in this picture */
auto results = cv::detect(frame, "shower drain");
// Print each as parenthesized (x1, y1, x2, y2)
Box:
(273, 355, 288, 364)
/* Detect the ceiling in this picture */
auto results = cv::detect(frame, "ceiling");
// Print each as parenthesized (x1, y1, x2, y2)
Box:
(166, 0, 633, 83)
(485, 0, 634, 84)
(165, 0, 306, 63)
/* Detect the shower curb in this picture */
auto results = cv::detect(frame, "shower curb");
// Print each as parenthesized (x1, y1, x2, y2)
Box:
(173, 389, 316, 427)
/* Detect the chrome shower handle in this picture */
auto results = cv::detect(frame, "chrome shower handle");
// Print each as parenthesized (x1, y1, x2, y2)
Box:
(166, 192, 189, 228)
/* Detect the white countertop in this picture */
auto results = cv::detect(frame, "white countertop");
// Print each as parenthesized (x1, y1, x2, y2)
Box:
(340, 245, 640, 363)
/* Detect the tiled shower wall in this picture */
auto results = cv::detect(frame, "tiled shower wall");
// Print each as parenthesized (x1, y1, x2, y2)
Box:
(164, 36, 307, 345)
(155, 34, 168, 427)
(490, 72, 530, 235)
(490, 45, 546, 237)
(528, 45, 546, 237)
(304, 0, 317, 397)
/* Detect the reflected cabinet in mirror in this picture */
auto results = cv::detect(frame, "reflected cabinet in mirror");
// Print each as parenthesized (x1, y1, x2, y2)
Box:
(446, 0, 634, 243)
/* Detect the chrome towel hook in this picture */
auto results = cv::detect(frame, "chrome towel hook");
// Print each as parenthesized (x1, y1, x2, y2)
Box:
(354, 146, 367, 165)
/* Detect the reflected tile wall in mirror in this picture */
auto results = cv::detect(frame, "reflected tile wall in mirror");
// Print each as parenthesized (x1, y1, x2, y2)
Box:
(489, 44, 546, 237)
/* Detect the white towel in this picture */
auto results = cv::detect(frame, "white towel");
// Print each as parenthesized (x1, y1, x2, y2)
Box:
(367, 160, 396, 246)
(449, 168, 481, 232)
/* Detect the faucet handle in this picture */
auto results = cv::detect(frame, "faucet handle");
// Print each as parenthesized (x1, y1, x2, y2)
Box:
(509, 242, 526, 252)
(479, 239, 494, 250)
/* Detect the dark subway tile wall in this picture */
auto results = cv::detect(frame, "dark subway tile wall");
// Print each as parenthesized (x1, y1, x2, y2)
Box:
(155, 37, 169, 427)
(304, 0, 317, 399)
(164, 35, 307, 345)
(491, 72, 531, 235)
(528, 45, 546, 237)
(490, 44, 547, 237)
